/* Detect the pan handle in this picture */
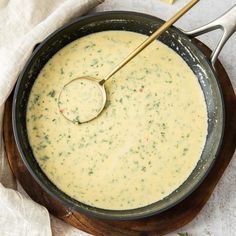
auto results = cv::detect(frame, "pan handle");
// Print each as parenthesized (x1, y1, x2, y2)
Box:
(183, 5, 236, 66)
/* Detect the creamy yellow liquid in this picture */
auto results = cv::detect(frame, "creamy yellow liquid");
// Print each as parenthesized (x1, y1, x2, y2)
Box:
(26, 31, 207, 210)
(58, 78, 104, 123)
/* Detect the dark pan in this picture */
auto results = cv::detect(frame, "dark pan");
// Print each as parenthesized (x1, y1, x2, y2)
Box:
(12, 6, 236, 220)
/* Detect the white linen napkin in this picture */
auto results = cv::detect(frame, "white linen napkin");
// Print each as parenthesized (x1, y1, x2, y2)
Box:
(0, 0, 104, 235)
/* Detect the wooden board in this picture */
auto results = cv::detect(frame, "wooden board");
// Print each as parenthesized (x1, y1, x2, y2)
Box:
(3, 40, 236, 236)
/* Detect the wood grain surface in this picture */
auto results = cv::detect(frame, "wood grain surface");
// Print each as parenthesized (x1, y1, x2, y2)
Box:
(3, 40, 236, 236)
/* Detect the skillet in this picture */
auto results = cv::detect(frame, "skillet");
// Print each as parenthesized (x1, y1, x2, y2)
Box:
(12, 5, 236, 219)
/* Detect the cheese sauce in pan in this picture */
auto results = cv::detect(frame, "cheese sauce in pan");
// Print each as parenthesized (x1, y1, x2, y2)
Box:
(26, 31, 207, 210)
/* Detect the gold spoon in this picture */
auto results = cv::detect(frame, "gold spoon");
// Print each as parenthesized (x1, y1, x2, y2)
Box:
(58, 0, 199, 124)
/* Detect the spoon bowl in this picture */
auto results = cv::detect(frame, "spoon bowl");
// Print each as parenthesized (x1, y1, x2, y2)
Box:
(58, 76, 106, 124)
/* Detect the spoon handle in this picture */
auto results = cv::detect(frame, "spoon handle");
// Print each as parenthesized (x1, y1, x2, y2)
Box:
(100, 0, 199, 85)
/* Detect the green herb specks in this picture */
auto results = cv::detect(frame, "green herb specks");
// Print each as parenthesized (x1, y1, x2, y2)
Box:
(48, 90, 56, 97)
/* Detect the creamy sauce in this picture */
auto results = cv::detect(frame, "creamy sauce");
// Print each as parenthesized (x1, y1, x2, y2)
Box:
(26, 31, 208, 210)
(58, 78, 104, 123)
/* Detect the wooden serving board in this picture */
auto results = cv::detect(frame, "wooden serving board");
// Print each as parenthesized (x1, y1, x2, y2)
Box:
(3, 40, 236, 236)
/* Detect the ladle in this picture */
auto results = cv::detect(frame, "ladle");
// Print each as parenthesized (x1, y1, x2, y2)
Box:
(58, 0, 199, 124)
